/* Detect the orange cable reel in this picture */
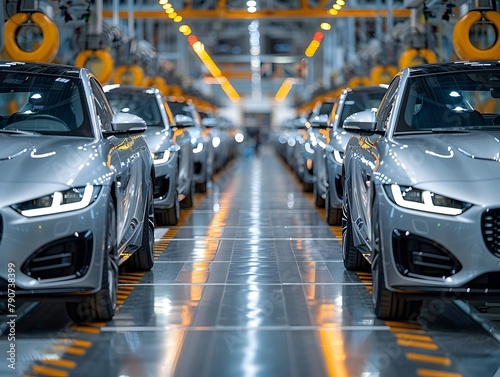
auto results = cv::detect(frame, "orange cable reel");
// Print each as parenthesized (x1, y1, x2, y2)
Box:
(114, 65, 145, 86)
(370, 65, 398, 85)
(453, 10, 500, 60)
(347, 76, 372, 88)
(398, 48, 437, 69)
(4, 11, 59, 62)
(75, 49, 114, 84)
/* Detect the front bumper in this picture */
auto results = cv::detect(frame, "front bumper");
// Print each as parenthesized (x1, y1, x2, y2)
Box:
(0, 192, 110, 299)
(153, 158, 177, 209)
(377, 188, 500, 296)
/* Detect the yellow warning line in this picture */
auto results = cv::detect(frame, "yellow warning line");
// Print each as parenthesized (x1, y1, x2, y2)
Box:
(406, 353, 452, 366)
(397, 339, 439, 350)
(40, 359, 76, 369)
(417, 369, 463, 377)
(31, 365, 68, 377)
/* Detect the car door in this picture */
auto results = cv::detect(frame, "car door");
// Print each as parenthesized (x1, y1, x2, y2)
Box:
(90, 78, 145, 250)
(349, 77, 400, 252)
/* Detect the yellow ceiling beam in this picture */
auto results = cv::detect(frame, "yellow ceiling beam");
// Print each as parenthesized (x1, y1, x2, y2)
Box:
(102, 8, 411, 20)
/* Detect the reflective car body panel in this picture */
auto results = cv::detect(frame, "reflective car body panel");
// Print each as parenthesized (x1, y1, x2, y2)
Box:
(324, 86, 388, 218)
(343, 61, 500, 303)
(0, 61, 154, 301)
(104, 85, 191, 223)
(167, 98, 212, 192)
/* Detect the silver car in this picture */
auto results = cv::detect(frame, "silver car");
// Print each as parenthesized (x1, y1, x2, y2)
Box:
(167, 98, 213, 193)
(104, 85, 195, 224)
(0, 61, 155, 322)
(342, 61, 500, 320)
(323, 86, 387, 224)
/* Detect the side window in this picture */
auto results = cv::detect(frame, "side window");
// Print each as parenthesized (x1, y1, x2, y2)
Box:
(90, 78, 113, 132)
(376, 76, 400, 131)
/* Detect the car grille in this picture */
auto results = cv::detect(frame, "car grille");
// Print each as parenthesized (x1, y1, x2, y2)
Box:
(481, 208, 500, 257)
(154, 176, 170, 199)
(21, 231, 93, 281)
(392, 229, 462, 279)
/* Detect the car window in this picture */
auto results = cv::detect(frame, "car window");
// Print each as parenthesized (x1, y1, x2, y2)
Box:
(107, 91, 163, 128)
(376, 77, 400, 131)
(0, 72, 92, 136)
(90, 78, 114, 132)
(339, 90, 387, 127)
(397, 71, 500, 131)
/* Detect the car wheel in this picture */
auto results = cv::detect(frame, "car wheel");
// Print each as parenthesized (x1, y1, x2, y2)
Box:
(196, 180, 207, 193)
(129, 180, 155, 271)
(155, 190, 180, 226)
(325, 188, 341, 225)
(66, 200, 118, 322)
(181, 180, 195, 208)
(342, 193, 370, 271)
(313, 181, 325, 208)
(371, 195, 422, 320)
(303, 181, 313, 192)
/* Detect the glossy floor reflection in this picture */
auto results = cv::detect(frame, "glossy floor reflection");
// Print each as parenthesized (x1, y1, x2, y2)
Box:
(3, 146, 500, 377)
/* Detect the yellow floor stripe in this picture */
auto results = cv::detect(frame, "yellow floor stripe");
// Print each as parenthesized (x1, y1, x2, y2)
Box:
(40, 359, 76, 369)
(385, 321, 423, 329)
(65, 339, 91, 348)
(406, 353, 452, 366)
(395, 333, 434, 342)
(397, 339, 439, 350)
(69, 325, 100, 334)
(417, 368, 463, 377)
(31, 365, 68, 377)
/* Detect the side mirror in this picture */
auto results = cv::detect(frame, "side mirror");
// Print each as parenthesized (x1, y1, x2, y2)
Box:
(310, 114, 329, 128)
(112, 112, 146, 133)
(343, 109, 377, 132)
(174, 114, 195, 128)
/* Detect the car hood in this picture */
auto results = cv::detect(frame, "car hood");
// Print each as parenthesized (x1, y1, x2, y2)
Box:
(382, 130, 500, 185)
(0, 134, 112, 204)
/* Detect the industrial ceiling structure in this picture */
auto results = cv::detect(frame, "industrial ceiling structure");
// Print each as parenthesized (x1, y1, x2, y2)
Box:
(2, 0, 485, 113)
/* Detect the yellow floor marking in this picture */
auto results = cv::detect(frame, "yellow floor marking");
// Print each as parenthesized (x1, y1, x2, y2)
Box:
(417, 368, 463, 377)
(31, 365, 68, 377)
(69, 325, 100, 334)
(406, 353, 452, 366)
(395, 333, 434, 342)
(40, 359, 76, 369)
(397, 339, 439, 350)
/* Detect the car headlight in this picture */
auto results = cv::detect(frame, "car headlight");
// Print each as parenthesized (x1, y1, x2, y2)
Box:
(193, 142, 204, 154)
(333, 150, 344, 164)
(11, 185, 101, 217)
(385, 184, 471, 215)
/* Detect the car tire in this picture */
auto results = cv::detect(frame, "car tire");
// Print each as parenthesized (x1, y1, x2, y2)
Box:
(325, 188, 341, 225)
(371, 195, 422, 320)
(196, 180, 207, 193)
(66, 199, 118, 322)
(155, 190, 180, 226)
(181, 180, 195, 208)
(342, 193, 370, 271)
(313, 181, 325, 208)
(129, 180, 155, 271)
(303, 181, 313, 192)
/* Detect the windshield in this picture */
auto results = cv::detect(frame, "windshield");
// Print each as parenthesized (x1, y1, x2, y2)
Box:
(339, 89, 387, 127)
(0, 72, 92, 137)
(396, 71, 500, 133)
(106, 91, 164, 128)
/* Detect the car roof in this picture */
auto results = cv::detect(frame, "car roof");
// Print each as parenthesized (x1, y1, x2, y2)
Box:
(0, 60, 82, 77)
(407, 60, 500, 77)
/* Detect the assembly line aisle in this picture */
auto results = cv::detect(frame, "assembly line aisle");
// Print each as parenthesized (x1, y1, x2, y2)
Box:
(5, 145, 500, 377)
